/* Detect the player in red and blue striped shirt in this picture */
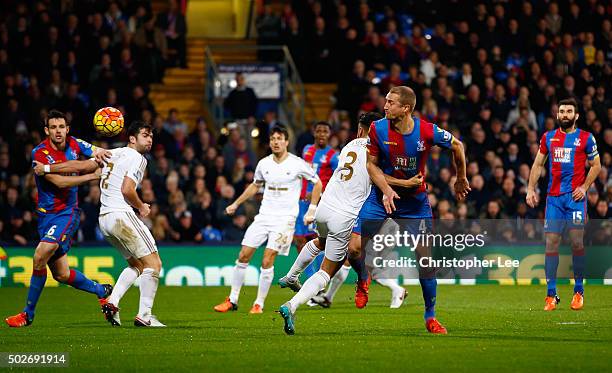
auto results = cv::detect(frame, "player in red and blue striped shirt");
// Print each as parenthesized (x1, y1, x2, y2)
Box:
(526, 98, 601, 312)
(5, 110, 113, 327)
(351, 86, 470, 334)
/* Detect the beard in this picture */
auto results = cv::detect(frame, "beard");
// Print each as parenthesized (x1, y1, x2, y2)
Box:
(559, 117, 575, 129)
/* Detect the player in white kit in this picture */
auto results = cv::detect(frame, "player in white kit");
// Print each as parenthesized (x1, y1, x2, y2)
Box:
(214, 126, 322, 314)
(97, 121, 164, 327)
(278, 112, 399, 334)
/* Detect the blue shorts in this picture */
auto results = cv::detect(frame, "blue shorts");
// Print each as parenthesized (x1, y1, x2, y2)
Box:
(545, 193, 587, 234)
(295, 199, 316, 237)
(352, 189, 433, 236)
(37, 208, 80, 262)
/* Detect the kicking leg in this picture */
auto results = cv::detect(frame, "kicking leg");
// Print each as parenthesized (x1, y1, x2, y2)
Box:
(49, 253, 109, 299)
(280, 238, 322, 291)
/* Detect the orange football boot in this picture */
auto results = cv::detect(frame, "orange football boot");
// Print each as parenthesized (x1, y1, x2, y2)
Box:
(355, 277, 371, 309)
(214, 297, 237, 313)
(426, 318, 448, 334)
(544, 295, 560, 311)
(5, 312, 32, 328)
(249, 304, 263, 314)
(570, 293, 583, 310)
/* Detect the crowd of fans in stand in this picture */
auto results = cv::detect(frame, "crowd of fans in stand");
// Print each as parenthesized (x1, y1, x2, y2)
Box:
(260, 1, 611, 236)
(0, 1, 610, 246)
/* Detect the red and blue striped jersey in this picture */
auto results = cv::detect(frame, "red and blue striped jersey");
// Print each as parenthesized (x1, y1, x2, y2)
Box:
(539, 128, 598, 196)
(32, 136, 96, 213)
(367, 117, 453, 195)
(300, 144, 338, 199)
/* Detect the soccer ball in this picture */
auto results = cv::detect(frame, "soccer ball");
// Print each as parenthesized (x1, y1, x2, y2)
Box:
(93, 107, 124, 137)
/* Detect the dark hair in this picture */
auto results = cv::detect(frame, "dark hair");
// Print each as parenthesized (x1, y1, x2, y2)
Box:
(45, 109, 68, 127)
(314, 121, 332, 130)
(358, 112, 383, 130)
(127, 120, 152, 139)
(558, 98, 579, 112)
(270, 125, 289, 140)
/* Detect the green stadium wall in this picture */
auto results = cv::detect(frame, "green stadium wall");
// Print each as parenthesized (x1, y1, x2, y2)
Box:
(0, 246, 610, 287)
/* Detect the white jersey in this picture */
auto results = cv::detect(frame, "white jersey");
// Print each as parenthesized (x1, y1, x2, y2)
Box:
(254, 153, 319, 217)
(318, 137, 371, 218)
(99, 147, 147, 215)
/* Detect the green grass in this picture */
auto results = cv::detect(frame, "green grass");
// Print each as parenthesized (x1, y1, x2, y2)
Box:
(1, 285, 611, 372)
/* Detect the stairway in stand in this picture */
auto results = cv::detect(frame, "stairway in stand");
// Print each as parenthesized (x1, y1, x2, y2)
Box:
(303, 83, 337, 124)
(149, 38, 256, 131)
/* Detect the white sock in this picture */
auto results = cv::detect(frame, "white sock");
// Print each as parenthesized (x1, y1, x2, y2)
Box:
(229, 261, 248, 304)
(254, 267, 274, 308)
(324, 264, 350, 301)
(108, 266, 140, 306)
(376, 278, 403, 293)
(289, 270, 330, 313)
(286, 240, 320, 281)
(137, 268, 159, 319)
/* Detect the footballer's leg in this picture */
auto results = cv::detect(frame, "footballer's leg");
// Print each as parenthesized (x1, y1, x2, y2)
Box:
(569, 228, 585, 310)
(376, 278, 407, 309)
(49, 252, 111, 300)
(280, 238, 322, 292)
(544, 233, 562, 310)
(103, 257, 143, 326)
(348, 233, 370, 309)
(5, 241, 57, 327)
(280, 242, 344, 335)
(251, 248, 277, 313)
(134, 252, 164, 327)
(314, 260, 351, 308)
(214, 245, 256, 312)
(415, 243, 446, 334)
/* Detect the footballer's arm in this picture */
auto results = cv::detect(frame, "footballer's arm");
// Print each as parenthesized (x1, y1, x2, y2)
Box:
(44, 171, 100, 188)
(572, 156, 601, 201)
(121, 176, 150, 217)
(303, 179, 323, 224)
(366, 152, 399, 213)
(33, 159, 99, 176)
(526, 151, 547, 208)
(225, 181, 263, 215)
(450, 137, 470, 201)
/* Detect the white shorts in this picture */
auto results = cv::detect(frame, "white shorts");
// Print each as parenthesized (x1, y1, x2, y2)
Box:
(315, 204, 356, 262)
(241, 214, 295, 256)
(99, 211, 158, 259)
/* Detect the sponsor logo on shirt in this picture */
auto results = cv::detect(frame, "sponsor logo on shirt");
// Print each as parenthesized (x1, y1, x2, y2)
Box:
(384, 141, 398, 146)
(553, 148, 572, 163)
(394, 156, 418, 171)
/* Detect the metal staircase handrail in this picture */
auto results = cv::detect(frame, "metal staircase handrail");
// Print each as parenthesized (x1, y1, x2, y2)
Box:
(203, 44, 307, 131)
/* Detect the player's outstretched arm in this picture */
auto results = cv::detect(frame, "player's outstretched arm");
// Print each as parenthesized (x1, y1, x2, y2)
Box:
(526, 151, 547, 208)
(44, 170, 101, 188)
(121, 176, 150, 217)
(225, 181, 261, 215)
(572, 156, 601, 201)
(450, 137, 470, 201)
(366, 152, 399, 213)
(384, 173, 424, 189)
(33, 159, 98, 176)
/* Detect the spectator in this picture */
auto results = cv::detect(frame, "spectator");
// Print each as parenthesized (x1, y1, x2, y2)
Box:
(223, 73, 258, 120)
(133, 15, 167, 83)
(156, 0, 187, 68)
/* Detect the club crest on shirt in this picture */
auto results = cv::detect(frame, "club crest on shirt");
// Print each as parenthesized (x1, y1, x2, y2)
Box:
(573, 138, 581, 147)
(45, 155, 55, 164)
(70, 149, 77, 159)
(416, 140, 425, 152)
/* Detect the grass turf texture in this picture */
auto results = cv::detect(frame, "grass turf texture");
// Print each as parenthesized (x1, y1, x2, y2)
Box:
(1, 285, 611, 372)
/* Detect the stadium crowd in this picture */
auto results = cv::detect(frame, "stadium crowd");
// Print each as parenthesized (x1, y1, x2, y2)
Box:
(0, 0, 610, 246)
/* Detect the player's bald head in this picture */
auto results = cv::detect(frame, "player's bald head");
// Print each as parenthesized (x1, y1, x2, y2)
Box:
(388, 86, 417, 113)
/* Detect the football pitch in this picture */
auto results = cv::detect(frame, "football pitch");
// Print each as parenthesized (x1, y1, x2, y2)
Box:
(1, 285, 611, 371)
